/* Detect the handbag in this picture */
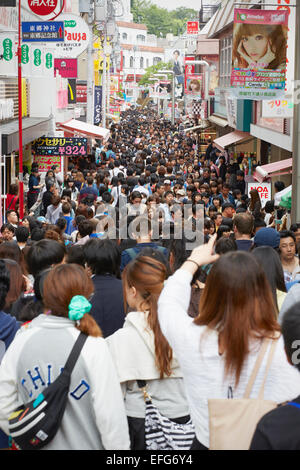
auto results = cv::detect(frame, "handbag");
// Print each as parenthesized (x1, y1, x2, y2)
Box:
(208, 335, 279, 450)
(137, 380, 195, 451)
(8, 332, 87, 450)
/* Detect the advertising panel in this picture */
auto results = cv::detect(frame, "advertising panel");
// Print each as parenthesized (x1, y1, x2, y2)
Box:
(231, 9, 289, 100)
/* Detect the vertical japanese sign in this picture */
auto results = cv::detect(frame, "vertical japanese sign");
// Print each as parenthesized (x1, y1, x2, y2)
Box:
(231, 9, 289, 100)
(94, 85, 102, 126)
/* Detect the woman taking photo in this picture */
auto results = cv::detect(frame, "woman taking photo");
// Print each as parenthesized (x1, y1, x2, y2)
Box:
(106, 255, 191, 450)
(0, 263, 130, 450)
(157, 235, 300, 450)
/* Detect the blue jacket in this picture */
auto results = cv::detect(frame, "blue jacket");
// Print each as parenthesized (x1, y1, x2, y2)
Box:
(89, 275, 125, 338)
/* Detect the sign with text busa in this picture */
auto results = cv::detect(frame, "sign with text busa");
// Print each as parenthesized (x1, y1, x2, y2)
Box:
(32, 137, 87, 156)
(22, 21, 64, 42)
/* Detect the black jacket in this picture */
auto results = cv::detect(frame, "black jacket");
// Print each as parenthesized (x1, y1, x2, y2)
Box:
(90, 274, 125, 338)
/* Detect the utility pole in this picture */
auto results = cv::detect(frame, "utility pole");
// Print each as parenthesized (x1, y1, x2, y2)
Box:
(86, 0, 94, 124)
(292, 2, 300, 223)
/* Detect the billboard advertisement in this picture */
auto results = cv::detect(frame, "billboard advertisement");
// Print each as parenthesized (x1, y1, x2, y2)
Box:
(231, 9, 289, 100)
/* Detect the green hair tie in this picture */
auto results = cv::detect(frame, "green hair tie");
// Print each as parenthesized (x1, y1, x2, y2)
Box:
(68, 295, 92, 322)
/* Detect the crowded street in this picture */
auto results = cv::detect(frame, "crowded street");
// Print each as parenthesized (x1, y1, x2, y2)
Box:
(0, 0, 300, 455)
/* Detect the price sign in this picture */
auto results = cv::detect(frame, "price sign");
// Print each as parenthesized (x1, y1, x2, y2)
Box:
(32, 137, 87, 156)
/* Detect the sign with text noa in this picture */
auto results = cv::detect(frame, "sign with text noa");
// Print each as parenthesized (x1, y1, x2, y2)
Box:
(32, 137, 87, 156)
(247, 182, 271, 208)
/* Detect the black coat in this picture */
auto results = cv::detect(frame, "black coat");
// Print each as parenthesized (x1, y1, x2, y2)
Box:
(90, 274, 125, 338)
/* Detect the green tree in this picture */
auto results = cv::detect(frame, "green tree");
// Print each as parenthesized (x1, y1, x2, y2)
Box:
(131, 0, 198, 37)
(138, 61, 173, 86)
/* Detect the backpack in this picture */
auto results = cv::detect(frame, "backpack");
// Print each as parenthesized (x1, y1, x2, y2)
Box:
(8, 332, 87, 450)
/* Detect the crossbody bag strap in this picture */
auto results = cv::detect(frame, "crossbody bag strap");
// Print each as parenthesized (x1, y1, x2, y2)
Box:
(243, 337, 270, 399)
(64, 332, 88, 374)
(257, 335, 279, 400)
(244, 334, 279, 399)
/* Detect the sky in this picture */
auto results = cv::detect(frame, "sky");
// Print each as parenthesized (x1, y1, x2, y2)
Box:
(150, 0, 202, 11)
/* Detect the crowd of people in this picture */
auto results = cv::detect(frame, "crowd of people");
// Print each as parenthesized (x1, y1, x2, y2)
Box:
(0, 107, 299, 450)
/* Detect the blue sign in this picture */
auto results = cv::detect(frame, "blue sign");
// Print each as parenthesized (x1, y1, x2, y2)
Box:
(94, 85, 102, 126)
(22, 21, 64, 42)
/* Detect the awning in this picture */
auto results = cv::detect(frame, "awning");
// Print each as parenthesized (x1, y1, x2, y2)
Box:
(209, 115, 228, 128)
(254, 158, 293, 183)
(0, 117, 53, 155)
(213, 130, 250, 152)
(184, 122, 211, 133)
(57, 119, 110, 141)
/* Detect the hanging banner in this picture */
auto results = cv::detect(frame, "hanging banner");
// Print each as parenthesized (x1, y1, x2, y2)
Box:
(185, 73, 203, 95)
(231, 9, 289, 100)
(94, 85, 102, 126)
(110, 74, 120, 93)
(0, 33, 17, 76)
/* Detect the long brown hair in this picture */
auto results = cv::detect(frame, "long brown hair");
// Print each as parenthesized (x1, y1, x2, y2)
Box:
(249, 188, 261, 211)
(194, 251, 280, 386)
(43, 264, 102, 337)
(122, 255, 172, 378)
(232, 23, 287, 70)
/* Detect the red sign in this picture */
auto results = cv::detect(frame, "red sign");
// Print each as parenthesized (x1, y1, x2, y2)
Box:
(27, 0, 58, 16)
(187, 21, 199, 35)
(54, 58, 77, 78)
(76, 85, 87, 103)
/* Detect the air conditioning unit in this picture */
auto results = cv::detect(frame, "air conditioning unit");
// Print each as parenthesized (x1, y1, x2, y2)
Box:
(79, 0, 90, 13)
(95, 5, 106, 21)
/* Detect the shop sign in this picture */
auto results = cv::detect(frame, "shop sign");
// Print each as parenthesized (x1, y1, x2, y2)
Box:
(54, 58, 77, 78)
(247, 182, 271, 207)
(22, 21, 64, 42)
(262, 98, 293, 118)
(76, 84, 87, 103)
(44, 14, 90, 58)
(33, 155, 62, 173)
(32, 137, 87, 156)
(94, 85, 102, 126)
(27, 0, 58, 16)
(186, 21, 199, 35)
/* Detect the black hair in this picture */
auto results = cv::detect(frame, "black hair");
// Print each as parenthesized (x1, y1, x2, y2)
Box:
(66, 244, 86, 267)
(280, 230, 296, 243)
(26, 239, 66, 277)
(0, 223, 15, 234)
(15, 226, 29, 243)
(56, 217, 67, 231)
(252, 246, 286, 311)
(30, 228, 45, 241)
(215, 237, 237, 255)
(0, 259, 10, 311)
(78, 219, 94, 237)
(216, 225, 231, 240)
(84, 238, 121, 277)
(282, 302, 300, 372)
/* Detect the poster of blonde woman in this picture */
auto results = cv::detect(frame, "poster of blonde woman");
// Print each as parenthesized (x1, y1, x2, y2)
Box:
(231, 9, 289, 100)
